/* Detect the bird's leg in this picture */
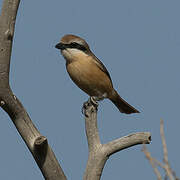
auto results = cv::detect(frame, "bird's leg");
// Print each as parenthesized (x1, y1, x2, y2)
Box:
(90, 96, 99, 107)
(82, 96, 99, 116)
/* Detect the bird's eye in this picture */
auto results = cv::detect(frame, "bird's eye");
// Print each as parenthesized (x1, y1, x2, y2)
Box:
(71, 42, 78, 46)
(70, 42, 80, 47)
(70, 42, 87, 52)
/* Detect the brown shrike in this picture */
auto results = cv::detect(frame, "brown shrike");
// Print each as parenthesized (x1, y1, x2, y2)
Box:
(55, 34, 139, 114)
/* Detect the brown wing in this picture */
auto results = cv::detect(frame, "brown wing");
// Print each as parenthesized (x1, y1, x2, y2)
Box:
(91, 52, 113, 85)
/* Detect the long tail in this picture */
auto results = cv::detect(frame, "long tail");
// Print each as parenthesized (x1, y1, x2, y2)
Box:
(109, 89, 140, 114)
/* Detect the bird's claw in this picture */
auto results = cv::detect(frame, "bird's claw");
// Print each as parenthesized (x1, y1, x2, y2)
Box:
(82, 101, 89, 115)
(89, 97, 98, 107)
(82, 97, 98, 116)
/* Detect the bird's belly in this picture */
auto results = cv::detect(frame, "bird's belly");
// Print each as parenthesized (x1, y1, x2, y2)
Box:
(66, 60, 113, 97)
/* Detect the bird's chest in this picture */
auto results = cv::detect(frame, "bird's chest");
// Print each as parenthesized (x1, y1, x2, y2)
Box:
(66, 59, 94, 85)
(66, 57, 112, 97)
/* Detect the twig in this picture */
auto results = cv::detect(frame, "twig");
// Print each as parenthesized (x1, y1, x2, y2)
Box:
(160, 119, 174, 180)
(142, 145, 162, 180)
(142, 120, 179, 180)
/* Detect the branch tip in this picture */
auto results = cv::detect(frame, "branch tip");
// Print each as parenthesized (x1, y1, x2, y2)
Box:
(147, 134, 151, 144)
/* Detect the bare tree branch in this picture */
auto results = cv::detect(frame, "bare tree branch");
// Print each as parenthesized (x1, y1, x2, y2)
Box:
(84, 101, 101, 151)
(104, 132, 151, 156)
(142, 120, 179, 180)
(83, 99, 151, 180)
(0, 1, 66, 179)
(160, 119, 174, 180)
(142, 145, 162, 180)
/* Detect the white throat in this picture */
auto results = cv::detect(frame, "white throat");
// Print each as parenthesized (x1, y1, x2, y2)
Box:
(61, 48, 88, 63)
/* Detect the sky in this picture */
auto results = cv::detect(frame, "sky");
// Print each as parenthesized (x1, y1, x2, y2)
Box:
(0, 0, 180, 179)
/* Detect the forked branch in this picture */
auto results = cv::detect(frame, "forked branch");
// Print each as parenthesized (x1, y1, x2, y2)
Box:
(83, 99, 151, 180)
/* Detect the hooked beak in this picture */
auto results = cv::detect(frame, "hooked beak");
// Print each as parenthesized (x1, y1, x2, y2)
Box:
(55, 42, 66, 50)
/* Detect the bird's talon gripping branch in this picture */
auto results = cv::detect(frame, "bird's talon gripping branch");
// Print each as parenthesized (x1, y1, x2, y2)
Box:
(82, 97, 98, 116)
(89, 97, 98, 109)
(82, 101, 88, 115)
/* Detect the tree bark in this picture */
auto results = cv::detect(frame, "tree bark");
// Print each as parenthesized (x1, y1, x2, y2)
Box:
(0, 1, 67, 180)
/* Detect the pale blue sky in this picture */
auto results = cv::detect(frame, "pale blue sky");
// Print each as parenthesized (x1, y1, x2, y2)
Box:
(0, 0, 180, 179)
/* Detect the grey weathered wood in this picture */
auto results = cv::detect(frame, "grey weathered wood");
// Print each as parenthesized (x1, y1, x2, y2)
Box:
(83, 100, 151, 180)
(0, 1, 67, 179)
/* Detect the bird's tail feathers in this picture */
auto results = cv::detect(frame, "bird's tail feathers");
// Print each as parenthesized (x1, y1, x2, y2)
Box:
(109, 90, 140, 114)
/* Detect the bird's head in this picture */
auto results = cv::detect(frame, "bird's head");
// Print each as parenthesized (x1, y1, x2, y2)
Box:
(55, 34, 90, 62)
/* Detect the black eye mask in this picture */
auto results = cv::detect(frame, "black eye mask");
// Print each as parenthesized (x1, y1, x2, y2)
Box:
(55, 42, 87, 52)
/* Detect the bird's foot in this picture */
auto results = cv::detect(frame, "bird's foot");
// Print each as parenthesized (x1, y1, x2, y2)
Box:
(90, 96, 99, 107)
(82, 97, 98, 116)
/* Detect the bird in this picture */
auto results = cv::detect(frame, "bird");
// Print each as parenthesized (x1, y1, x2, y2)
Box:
(55, 34, 139, 114)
